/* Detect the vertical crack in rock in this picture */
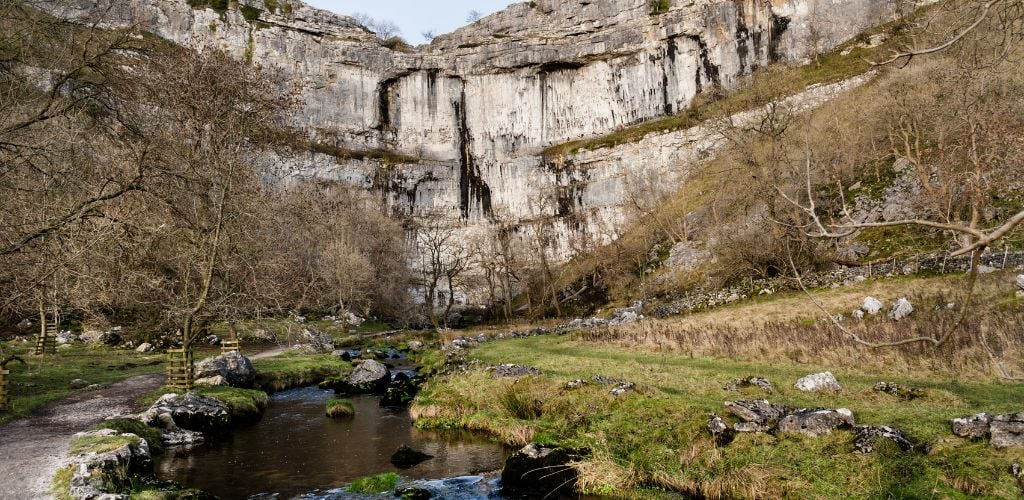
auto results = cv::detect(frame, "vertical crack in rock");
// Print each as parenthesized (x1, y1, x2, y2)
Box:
(375, 76, 401, 132)
(685, 35, 721, 95)
(734, 1, 750, 75)
(662, 36, 678, 115)
(454, 85, 492, 220)
(425, 69, 439, 117)
(768, 14, 791, 63)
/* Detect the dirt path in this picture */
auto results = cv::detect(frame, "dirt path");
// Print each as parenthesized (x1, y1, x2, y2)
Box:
(0, 373, 164, 499)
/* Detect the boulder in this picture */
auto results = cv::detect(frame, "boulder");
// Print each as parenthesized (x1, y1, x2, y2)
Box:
(795, 371, 842, 392)
(707, 413, 730, 436)
(70, 379, 90, 389)
(724, 400, 792, 426)
(300, 327, 335, 353)
(407, 340, 424, 351)
(140, 392, 231, 433)
(490, 364, 541, 378)
(390, 445, 434, 469)
(853, 425, 913, 453)
(205, 334, 220, 346)
(952, 412, 993, 440)
(778, 408, 855, 437)
(723, 376, 775, 394)
(501, 444, 580, 498)
(873, 381, 925, 400)
(862, 297, 884, 315)
(194, 351, 255, 388)
(81, 329, 121, 346)
(68, 429, 152, 499)
(565, 379, 588, 389)
(888, 297, 913, 321)
(135, 343, 154, 353)
(333, 359, 390, 394)
(990, 412, 1024, 449)
(852, 309, 865, 320)
(609, 382, 635, 397)
(56, 330, 80, 345)
(1016, 274, 1024, 291)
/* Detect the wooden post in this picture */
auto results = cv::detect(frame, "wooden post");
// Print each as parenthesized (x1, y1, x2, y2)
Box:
(221, 323, 240, 355)
(34, 307, 57, 355)
(166, 348, 194, 390)
(0, 369, 9, 411)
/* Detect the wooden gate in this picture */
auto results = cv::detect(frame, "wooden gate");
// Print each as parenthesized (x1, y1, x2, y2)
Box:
(0, 369, 9, 411)
(34, 313, 57, 355)
(166, 348, 194, 390)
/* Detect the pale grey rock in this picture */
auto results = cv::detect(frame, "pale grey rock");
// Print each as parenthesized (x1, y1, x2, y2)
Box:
(952, 413, 993, 440)
(724, 400, 792, 424)
(707, 413, 729, 435)
(194, 351, 255, 387)
(342, 359, 391, 393)
(193, 375, 228, 387)
(135, 343, 153, 353)
(160, 429, 205, 447)
(70, 379, 90, 389)
(853, 425, 913, 453)
(301, 328, 335, 353)
(852, 309, 865, 320)
(888, 297, 913, 321)
(140, 392, 231, 432)
(490, 364, 541, 377)
(991, 412, 1024, 449)
(56, 330, 80, 344)
(723, 376, 774, 394)
(1016, 274, 1024, 291)
(664, 243, 712, 272)
(609, 382, 634, 397)
(977, 265, 997, 274)
(862, 297, 884, 315)
(794, 372, 842, 392)
(407, 340, 424, 351)
(778, 408, 855, 437)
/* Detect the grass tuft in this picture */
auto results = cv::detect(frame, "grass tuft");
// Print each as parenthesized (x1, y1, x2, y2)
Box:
(325, 398, 354, 418)
(347, 472, 399, 493)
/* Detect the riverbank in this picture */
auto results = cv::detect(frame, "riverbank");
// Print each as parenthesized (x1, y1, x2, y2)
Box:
(413, 334, 1023, 497)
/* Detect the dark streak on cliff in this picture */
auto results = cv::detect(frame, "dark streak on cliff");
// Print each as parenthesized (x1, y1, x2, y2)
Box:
(454, 85, 492, 220)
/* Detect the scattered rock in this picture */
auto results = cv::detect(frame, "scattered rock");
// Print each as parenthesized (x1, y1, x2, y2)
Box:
(81, 329, 122, 346)
(1011, 463, 1023, 487)
(734, 422, 773, 433)
(873, 381, 925, 400)
(390, 445, 434, 469)
(160, 429, 205, 447)
(300, 327, 335, 353)
(794, 372, 842, 392)
(862, 297, 884, 315)
(194, 351, 255, 388)
(205, 334, 220, 346)
(852, 309, 865, 320)
(140, 392, 231, 433)
(69, 379, 90, 389)
(565, 379, 588, 389)
(56, 330, 80, 345)
(990, 412, 1024, 449)
(591, 375, 629, 386)
(135, 343, 154, 353)
(15, 318, 32, 330)
(500, 444, 580, 498)
(707, 413, 729, 435)
(246, 328, 276, 342)
(407, 340, 424, 351)
(853, 425, 913, 453)
(609, 383, 634, 397)
(490, 364, 541, 378)
(723, 376, 775, 394)
(724, 400, 792, 426)
(888, 297, 913, 321)
(778, 408, 855, 437)
(952, 413, 993, 440)
(977, 265, 997, 274)
(1016, 274, 1024, 291)
(68, 429, 152, 500)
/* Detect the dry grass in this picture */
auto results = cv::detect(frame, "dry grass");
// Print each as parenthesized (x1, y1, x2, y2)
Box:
(590, 271, 1024, 378)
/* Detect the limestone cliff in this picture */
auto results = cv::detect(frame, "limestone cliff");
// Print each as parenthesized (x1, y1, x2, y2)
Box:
(51, 0, 900, 262)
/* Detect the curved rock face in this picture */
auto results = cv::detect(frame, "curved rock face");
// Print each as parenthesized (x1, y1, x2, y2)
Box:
(50, 0, 900, 287)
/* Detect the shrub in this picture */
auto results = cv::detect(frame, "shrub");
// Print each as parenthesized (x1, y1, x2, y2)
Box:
(347, 472, 399, 493)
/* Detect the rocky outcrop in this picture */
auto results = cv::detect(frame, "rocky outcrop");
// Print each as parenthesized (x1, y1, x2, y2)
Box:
(778, 408, 855, 437)
(140, 393, 231, 434)
(67, 429, 152, 500)
(194, 352, 256, 388)
(873, 381, 925, 400)
(501, 443, 581, 498)
(490, 364, 541, 378)
(723, 376, 774, 394)
(46, 0, 899, 293)
(327, 359, 390, 394)
(952, 412, 1024, 448)
(853, 425, 913, 453)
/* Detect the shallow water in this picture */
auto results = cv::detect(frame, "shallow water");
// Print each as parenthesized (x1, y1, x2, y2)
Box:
(156, 386, 507, 499)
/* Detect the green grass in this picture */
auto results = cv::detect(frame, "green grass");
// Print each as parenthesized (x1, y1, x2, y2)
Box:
(69, 432, 142, 455)
(325, 398, 354, 417)
(95, 418, 165, 456)
(347, 472, 400, 493)
(252, 351, 349, 392)
(138, 385, 269, 423)
(0, 343, 164, 426)
(51, 466, 73, 500)
(414, 335, 1024, 497)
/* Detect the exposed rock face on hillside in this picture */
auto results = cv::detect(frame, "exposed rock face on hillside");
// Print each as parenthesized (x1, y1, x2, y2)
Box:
(50, 0, 900, 289)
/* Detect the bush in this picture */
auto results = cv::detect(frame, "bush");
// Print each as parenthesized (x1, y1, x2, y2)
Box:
(347, 472, 399, 493)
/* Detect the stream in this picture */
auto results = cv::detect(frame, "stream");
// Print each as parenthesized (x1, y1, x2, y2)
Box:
(156, 386, 508, 499)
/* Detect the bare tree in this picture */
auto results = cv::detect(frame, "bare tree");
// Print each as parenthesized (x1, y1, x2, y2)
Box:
(414, 214, 473, 329)
(466, 10, 483, 23)
(352, 12, 401, 39)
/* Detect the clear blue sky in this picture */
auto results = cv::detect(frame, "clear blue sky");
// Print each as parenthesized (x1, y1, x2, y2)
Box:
(304, 0, 516, 44)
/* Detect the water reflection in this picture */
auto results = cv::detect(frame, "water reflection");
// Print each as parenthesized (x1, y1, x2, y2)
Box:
(156, 386, 507, 499)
